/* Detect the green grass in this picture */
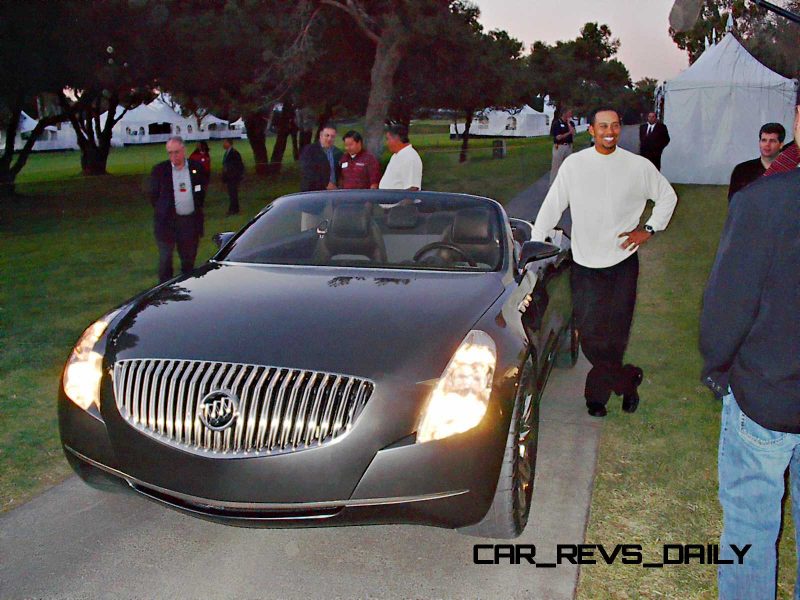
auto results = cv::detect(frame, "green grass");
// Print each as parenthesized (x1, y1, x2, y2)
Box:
(0, 129, 554, 511)
(576, 185, 797, 599)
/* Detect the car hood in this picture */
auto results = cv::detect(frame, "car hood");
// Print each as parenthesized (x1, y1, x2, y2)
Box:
(111, 262, 505, 381)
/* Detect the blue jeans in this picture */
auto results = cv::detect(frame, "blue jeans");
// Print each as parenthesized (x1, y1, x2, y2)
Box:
(718, 392, 800, 599)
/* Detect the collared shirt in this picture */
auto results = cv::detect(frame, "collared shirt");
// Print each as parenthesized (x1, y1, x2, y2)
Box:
(171, 161, 195, 215)
(646, 123, 655, 135)
(325, 147, 336, 184)
(340, 150, 381, 189)
(379, 144, 423, 190)
(550, 118, 573, 145)
(532, 147, 677, 269)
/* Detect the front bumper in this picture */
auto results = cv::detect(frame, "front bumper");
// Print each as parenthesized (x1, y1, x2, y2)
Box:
(59, 375, 513, 529)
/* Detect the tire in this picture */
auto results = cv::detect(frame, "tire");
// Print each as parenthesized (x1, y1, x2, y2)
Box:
(459, 358, 539, 539)
(554, 316, 579, 368)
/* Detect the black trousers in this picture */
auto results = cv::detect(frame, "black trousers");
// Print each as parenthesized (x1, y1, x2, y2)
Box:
(157, 215, 199, 283)
(226, 181, 240, 213)
(571, 253, 639, 406)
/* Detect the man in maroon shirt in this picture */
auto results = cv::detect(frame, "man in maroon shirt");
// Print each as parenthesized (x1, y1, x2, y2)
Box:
(339, 130, 381, 189)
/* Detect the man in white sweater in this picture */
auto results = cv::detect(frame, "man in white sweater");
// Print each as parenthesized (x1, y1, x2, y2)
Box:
(532, 108, 677, 417)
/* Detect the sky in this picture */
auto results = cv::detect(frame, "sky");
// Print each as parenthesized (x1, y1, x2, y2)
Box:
(472, 0, 690, 82)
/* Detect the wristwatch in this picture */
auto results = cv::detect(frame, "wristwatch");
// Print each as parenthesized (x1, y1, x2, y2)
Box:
(644, 224, 656, 235)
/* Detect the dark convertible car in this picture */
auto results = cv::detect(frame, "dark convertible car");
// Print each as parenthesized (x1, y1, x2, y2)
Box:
(59, 190, 576, 538)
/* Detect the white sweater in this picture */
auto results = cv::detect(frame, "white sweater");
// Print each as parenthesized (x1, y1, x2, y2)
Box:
(532, 146, 677, 268)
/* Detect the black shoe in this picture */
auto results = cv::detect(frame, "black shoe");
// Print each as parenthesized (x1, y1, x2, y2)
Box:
(622, 365, 643, 413)
(622, 390, 639, 413)
(586, 402, 607, 417)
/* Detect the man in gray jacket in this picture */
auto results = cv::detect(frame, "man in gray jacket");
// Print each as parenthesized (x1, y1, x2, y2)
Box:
(700, 163, 800, 599)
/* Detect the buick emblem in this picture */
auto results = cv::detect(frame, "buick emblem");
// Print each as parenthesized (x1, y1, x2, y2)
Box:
(199, 390, 239, 431)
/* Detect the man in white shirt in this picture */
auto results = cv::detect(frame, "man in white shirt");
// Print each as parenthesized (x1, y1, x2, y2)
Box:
(532, 108, 677, 417)
(379, 123, 422, 190)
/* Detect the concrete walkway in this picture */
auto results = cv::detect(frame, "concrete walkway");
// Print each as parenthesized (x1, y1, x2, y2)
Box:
(0, 179, 602, 599)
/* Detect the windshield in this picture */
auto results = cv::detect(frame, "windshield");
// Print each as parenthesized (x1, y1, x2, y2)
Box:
(218, 192, 506, 272)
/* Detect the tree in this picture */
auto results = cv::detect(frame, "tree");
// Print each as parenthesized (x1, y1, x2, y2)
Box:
(0, 1, 75, 195)
(669, 0, 800, 77)
(162, 1, 319, 175)
(526, 23, 632, 115)
(390, 2, 524, 161)
(49, 1, 164, 176)
(318, 0, 453, 154)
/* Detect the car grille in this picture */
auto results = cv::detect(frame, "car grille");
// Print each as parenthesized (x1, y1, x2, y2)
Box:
(112, 359, 374, 457)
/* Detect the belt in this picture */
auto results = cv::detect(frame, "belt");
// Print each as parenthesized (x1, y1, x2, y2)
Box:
(555, 142, 572, 146)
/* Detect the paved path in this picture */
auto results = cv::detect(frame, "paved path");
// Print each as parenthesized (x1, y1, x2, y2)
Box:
(0, 179, 603, 599)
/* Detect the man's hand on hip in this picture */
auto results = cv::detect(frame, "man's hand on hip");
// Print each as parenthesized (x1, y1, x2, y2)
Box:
(618, 229, 652, 251)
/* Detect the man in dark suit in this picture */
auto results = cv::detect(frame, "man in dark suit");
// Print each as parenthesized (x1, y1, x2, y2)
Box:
(221, 138, 245, 215)
(639, 112, 671, 170)
(149, 135, 209, 283)
(299, 124, 342, 191)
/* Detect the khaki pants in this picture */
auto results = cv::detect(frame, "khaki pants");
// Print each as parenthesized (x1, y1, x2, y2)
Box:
(549, 143, 572, 186)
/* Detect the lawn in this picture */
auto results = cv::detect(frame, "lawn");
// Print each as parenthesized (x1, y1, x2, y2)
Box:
(0, 127, 554, 512)
(576, 184, 797, 599)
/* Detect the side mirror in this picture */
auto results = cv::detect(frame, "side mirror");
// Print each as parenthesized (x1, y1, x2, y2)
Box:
(212, 231, 236, 249)
(519, 241, 560, 269)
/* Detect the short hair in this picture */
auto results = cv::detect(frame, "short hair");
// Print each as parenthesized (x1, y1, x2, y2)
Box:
(386, 123, 410, 143)
(589, 107, 621, 126)
(759, 122, 786, 142)
(320, 123, 337, 133)
(343, 130, 362, 143)
(167, 135, 184, 146)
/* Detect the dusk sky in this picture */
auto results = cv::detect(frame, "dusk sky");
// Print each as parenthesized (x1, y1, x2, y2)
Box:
(472, 0, 690, 83)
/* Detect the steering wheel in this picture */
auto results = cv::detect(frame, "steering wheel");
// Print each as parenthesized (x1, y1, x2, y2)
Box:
(413, 242, 476, 267)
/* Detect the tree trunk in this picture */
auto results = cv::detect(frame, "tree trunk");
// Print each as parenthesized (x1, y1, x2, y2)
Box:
(244, 113, 270, 175)
(298, 129, 312, 153)
(459, 108, 473, 163)
(81, 145, 109, 176)
(364, 32, 404, 156)
(0, 95, 62, 196)
(0, 96, 23, 197)
(269, 99, 297, 175)
(314, 103, 334, 140)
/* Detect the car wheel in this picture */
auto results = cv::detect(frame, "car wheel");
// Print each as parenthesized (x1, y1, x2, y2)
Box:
(554, 316, 579, 368)
(459, 358, 538, 539)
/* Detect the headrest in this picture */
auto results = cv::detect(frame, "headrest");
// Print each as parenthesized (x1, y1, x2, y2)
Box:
(386, 204, 420, 229)
(452, 208, 494, 244)
(330, 204, 370, 238)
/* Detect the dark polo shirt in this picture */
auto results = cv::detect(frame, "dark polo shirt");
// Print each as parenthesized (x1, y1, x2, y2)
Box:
(728, 157, 765, 202)
(340, 150, 381, 189)
(550, 118, 573, 145)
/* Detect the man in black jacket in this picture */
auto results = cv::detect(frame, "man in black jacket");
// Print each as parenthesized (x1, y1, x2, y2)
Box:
(639, 112, 670, 170)
(221, 138, 245, 215)
(727, 122, 785, 201)
(700, 164, 800, 598)
(149, 136, 209, 283)
(299, 124, 342, 191)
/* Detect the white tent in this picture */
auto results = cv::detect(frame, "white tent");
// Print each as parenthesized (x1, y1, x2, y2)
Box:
(100, 99, 193, 145)
(661, 32, 798, 184)
(450, 105, 551, 138)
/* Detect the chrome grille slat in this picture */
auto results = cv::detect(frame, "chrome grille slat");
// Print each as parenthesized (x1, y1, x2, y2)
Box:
(148, 361, 166, 430)
(232, 366, 261, 452)
(265, 370, 293, 449)
(112, 359, 373, 457)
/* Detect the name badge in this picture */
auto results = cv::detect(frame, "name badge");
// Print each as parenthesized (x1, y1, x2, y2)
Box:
(341, 162, 349, 169)
(194, 184, 202, 192)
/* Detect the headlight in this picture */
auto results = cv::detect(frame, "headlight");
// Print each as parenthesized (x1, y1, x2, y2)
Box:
(63, 309, 120, 411)
(417, 330, 497, 443)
